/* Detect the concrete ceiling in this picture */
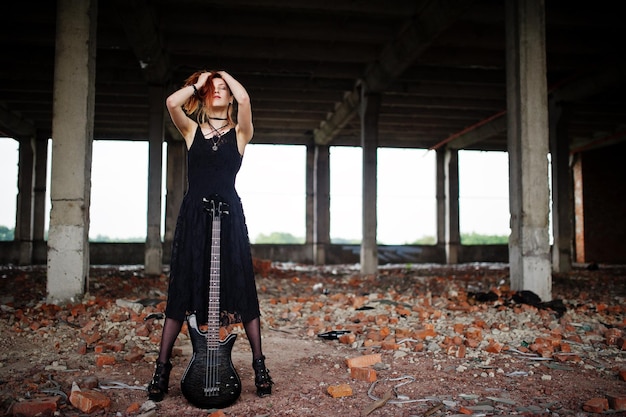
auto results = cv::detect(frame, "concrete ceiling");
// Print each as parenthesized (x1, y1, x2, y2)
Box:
(1, 0, 624, 152)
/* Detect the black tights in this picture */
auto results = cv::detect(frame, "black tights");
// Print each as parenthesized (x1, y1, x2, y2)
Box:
(156, 318, 183, 364)
(156, 316, 264, 364)
(243, 317, 264, 360)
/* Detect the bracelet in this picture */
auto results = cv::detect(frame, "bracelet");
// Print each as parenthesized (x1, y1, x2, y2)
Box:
(191, 84, 198, 96)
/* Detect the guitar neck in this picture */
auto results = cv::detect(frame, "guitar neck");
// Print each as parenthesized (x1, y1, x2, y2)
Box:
(207, 216, 221, 348)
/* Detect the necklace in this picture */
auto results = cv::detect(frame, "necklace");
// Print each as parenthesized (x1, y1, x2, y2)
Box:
(203, 121, 230, 151)
(208, 115, 227, 120)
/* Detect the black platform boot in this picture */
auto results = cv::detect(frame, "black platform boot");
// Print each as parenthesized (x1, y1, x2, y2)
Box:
(252, 356, 274, 397)
(147, 360, 172, 401)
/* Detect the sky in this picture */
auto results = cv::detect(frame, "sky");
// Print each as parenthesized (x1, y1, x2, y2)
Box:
(0, 137, 510, 244)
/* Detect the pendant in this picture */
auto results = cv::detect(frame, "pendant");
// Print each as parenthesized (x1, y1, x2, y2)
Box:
(212, 145, 218, 151)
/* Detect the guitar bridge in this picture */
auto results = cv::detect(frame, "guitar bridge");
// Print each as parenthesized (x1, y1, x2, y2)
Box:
(203, 386, 220, 396)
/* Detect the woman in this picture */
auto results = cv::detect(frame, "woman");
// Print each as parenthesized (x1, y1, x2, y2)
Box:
(147, 70, 273, 401)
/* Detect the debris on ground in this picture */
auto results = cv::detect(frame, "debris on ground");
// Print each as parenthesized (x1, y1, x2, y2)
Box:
(1, 262, 626, 416)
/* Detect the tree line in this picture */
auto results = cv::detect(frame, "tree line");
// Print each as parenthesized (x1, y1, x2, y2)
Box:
(0, 226, 508, 245)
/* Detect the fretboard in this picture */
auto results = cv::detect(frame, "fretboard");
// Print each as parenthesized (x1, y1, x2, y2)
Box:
(207, 215, 221, 349)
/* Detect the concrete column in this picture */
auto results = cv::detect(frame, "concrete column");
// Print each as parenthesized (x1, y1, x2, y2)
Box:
(435, 149, 446, 246)
(444, 148, 460, 264)
(47, 0, 97, 303)
(549, 102, 573, 272)
(33, 138, 49, 263)
(16, 137, 35, 265)
(164, 140, 186, 245)
(33, 138, 48, 241)
(305, 144, 315, 257)
(360, 90, 380, 274)
(313, 145, 330, 264)
(145, 85, 165, 275)
(505, 0, 552, 301)
(572, 155, 585, 263)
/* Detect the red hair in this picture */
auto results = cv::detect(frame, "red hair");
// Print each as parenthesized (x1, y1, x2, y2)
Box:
(181, 71, 235, 125)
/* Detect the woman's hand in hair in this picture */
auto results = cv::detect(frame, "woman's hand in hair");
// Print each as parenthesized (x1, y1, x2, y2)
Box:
(196, 71, 211, 89)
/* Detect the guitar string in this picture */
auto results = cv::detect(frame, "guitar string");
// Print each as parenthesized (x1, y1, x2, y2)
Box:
(209, 215, 216, 394)
(213, 220, 217, 393)
(208, 211, 221, 395)
(207, 217, 214, 393)
(214, 213, 222, 393)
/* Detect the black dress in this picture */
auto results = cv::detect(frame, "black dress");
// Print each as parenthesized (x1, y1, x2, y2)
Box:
(165, 126, 260, 325)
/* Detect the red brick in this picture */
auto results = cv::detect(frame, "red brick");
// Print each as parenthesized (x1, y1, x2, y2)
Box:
(125, 402, 141, 414)
(69, 389, 111, 413)
(395, 328, 412, 339)
(553, 353, 569, 362)
(535, 345, 554, 358)
(365, 329, 382, 342)
(82, 332, 101, 345)
(149, 332, 161, 344)
(135, 324, 150, 337)
(327, 384, 353, 398)
(484, 340, 504, 353)
(607, 393, 626, 411)
(350, 367, 377, 382)
(95, 354, 116, 367)
(109, 311, 129, 322)
(414, 327, 437, 340)
(11, 396, 60, 417)
(345, 353, 382, 369)
(338, 332, 356, 345)
(455, 344, 466, 358)
(473, 319, 488, 329)
(94, 343, 108, 354)
(110, 342, 125, 352)
(465, 338, 480, 348)
(582, 397, 608, 413)
(464, 327, 482, 341)
(458, 406, 474, 414)
(379, 327, 391, 339)
(81, 319, 97, 331)
(413, 342, 424, 352)
(396, 306, 411, 316)
(307, 316, 322, 326)
(416, 309, 430, 320)
(350, 296, 368, 309)
(381, 341, 400, 350)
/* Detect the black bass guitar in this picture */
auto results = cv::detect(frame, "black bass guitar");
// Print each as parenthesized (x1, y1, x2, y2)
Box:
(181, 196, 241, 409)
